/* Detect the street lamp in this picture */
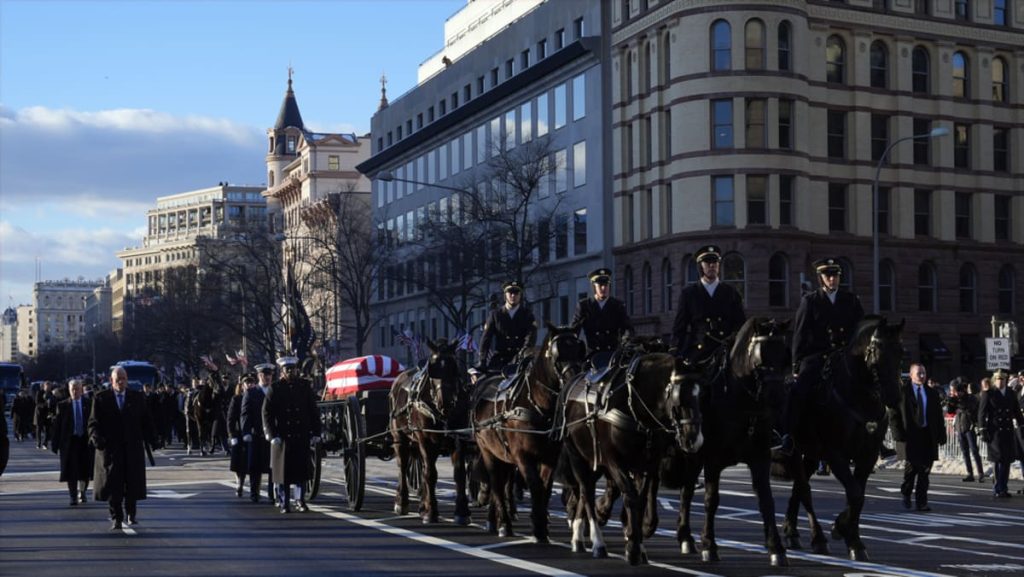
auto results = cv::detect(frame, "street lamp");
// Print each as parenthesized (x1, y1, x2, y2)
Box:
(872, 126, 949, 314)
(375, 170, 470, 195)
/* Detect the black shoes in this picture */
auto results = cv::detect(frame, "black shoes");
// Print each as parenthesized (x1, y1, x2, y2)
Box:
(297, 502, 309, 512)
(994, 492, 1012, 499)
(110, 519, 123, 531)
(916, 505, 931, 512)
(125, 516, 137, 526)
(901, 494, 912, 509)
(79, 491, 87, 503)
(235, 486, 244, 498)
(69, 499, 78, 506)
(962, 475, 975, 482)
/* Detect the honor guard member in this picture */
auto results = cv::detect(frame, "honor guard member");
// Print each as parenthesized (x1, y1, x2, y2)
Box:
(672, 245, 746, 365)
(262, 356, 321, 513)
(780, 257, 864, 455)
(478, 281, 538, 371)
(572, 268, 633, 367)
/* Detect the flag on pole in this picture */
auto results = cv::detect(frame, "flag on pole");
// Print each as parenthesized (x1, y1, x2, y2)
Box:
(457, 331, 476, 353)
(200, 355, 219, 372)
(236, 349, 248, 369)
(225, 352, 238, 366)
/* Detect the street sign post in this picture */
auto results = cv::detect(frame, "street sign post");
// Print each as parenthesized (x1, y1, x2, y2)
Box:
(986, 338, 1011, 371)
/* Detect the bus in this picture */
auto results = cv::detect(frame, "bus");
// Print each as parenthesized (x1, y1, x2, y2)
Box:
(110, 360, 159, 391)
(0, 362, 26, 404)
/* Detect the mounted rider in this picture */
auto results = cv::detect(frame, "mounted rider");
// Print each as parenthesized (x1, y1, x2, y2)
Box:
(672, 244, 746, 367)
(779, 257, 864, 455)
(572, 268, 633, 369)
(477, 280, 538, 373)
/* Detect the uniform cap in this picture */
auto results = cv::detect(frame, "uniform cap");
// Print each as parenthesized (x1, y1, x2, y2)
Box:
(695, 245, 721, 263)
(275, 356, 299, 368)
(813, 258, 842, 275)
(589, 268, 612, 284)
(502, 280, 523, 293)
(992, 369, 1009, 380)
(255, 363, 276, 373)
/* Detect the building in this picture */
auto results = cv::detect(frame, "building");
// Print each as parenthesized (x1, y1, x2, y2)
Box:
(83, 280, 113, 337)
(609, 0, 1023, 380)
(0, 307, 17, 362)
(109, 269, 125, 337)
(29, 279, 103, 354)
(262, 72, 372, 361)
(16, 305, 34, 359)
(358, 0, 611, 361)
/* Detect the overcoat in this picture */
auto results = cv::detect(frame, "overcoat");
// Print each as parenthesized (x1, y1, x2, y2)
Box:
(241, 386, 271, 474)
(226, 393, 248, 473)
(479, 306, 537, 369)
(262, 377, 320, 485)
(792, 288, 864, 372)
(979, 388, 1024, 463)
(890, 382, 946, 464)
(88, 388, 156, 502)
(671, 281, 746, 362)
(571, 296, 632, 355)
(51, 397, 94, 482)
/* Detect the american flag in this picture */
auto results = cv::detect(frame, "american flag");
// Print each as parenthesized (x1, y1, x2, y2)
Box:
(236, 349, 248, 369)
(393, 327, 423, 359)
(200, 355, 219, 372)
(457, 331, 477, 353)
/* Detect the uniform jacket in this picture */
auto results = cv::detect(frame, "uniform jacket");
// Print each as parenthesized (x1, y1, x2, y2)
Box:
(479, 305, 538, 369)
(792, 288, 865, 372)
(890, 382, 946, 464)
(262, 378, 321, 484)
(572, 296, 632, 355)
(51, 397, 94, 482)
(979, 387, 1023, 463)
(88, 388, 156, 502)
(226, 393, 247, 473)
(671, 280, 746, 362)
(241, 386, 271, 474)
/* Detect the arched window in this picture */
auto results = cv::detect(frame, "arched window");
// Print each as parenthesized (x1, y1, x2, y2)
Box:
(643, 262, 653, 314)
(682, 255, 699, 286)
(952, 51, 969, 98)
(826, 35, 846, 84)
(870, 41, 888, 88)
(777, 21, 792, 72)
(959, 263, 977, 313)
(768, 252, 789, 307)
(838, 258, 854, 293)
(998, 264, 1015, 314)
(644, 41, 653, 92)
(918, 262, 937, 312)
(624, 49, 633, 99)
(912, 46, 930, 94)
(711, 20, 732, 71)
(661, 30, 671, 84)
(624, 265, 635, 315)
(723, 253, 746, 302)
(745, 19, 765, 70)
(661, 258, 673, 312)
(992, 56, 1008, 103)
(878, 259, 896, 312)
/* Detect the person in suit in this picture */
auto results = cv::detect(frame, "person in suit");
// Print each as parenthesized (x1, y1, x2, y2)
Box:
(262, 356, 321, 513)
(780, 257, 865, 455)
(572, 267, 633, 366)
(242, 364, 274, 504)
(226, 377, 252, 498)
(672, 244, 746, 365)
(478, 281, 538, 372)
(12, 388, 35, 441)
(890, 363, 946, 511)
(88, 366, 157, 530)
(34, 381, 54, 449)
(979, 370, 1024, 499)
(51, 379, 94, 505)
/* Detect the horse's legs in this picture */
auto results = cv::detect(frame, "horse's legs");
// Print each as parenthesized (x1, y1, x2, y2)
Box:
(798, 454, 829, 554)
(418, 438, 440, 523)
(392, 431, 410, 515)
(451, 438, 471, 525)
(595, 481, 619, 526)
(515, 458, 548, 543)
(642, 469, 660, 539)
(782, 455, 804, 550)
(749, 457, 788, 567)
(676, 455, 701, 555)
(608, 465, 646, 566)
(827, 453, 868, 561)
(566, 447, 607, 558)
(700, 463, 722, 562)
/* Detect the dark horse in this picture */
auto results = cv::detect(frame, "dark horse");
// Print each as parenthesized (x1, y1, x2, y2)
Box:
(389, 338, 471, 524)
(190, 381, 218, 456)
(561, 337, 704, 565)
(472, 324, 586, 542)
(778, 316, 904, 561)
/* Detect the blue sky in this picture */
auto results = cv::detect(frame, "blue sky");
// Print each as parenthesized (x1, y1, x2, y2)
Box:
(0, 0, 463, 307)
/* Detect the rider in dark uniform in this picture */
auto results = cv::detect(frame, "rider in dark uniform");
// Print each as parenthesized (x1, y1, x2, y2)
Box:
(478, 281, 538, 371)
(572, 268, 633, 366)
(780, 257, 865, 455)
(672, 245, 746, 365)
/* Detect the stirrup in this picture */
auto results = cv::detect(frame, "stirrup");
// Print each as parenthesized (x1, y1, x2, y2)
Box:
(776, 435, 795, 456)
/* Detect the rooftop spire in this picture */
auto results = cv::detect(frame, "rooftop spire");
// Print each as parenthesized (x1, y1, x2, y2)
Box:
(274, 67, 305, 131)
(378, 73, 389, 111)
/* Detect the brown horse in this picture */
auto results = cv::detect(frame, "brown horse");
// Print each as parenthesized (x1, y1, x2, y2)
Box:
(472, 324, 585, 542)
(389, 338, 471, 524)
(189, 382, 218, 456)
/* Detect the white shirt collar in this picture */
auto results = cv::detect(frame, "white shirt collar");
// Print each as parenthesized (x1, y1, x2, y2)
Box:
(701, 277, 720, 297)
(824, 288, 838, 304)
(505, 304, 520, 317)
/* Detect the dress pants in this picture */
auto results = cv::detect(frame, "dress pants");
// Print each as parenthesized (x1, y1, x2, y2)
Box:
(901, 461, 932, 507)
(993, 461, 1010, 495)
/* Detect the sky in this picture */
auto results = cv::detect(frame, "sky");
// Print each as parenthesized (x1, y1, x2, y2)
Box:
(0, 0, 464, 308)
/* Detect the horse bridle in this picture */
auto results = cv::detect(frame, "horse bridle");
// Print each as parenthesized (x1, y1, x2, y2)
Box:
(544, 332, 585, 387)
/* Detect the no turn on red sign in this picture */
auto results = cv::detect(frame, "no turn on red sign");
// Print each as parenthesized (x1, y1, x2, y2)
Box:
(986, 338, 1011, 370)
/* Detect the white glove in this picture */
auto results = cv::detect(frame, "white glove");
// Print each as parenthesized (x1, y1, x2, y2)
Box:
(310, 436, 321, 445)
(265, 434, 273, 442)
(242, 434, 252, 442)
(229, 437, 239, 447)
(271, 437, 282, 445)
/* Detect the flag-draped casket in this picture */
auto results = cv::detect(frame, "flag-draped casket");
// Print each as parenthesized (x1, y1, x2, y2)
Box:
(324, 356, 404, 400)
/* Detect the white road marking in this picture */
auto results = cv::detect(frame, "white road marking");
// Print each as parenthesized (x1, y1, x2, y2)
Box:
(878, 487, 963, 497)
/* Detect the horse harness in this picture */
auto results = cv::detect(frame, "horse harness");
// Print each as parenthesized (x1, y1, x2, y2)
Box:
(392, 365, 453, 430)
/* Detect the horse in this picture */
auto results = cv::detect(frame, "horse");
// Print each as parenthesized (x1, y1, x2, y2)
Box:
(777, 316, 904, 561)
(560, 336, 704, 565)
(189, 381, 218, 456)
(389, 338, 471, 524)
(472, 323, 586, 542)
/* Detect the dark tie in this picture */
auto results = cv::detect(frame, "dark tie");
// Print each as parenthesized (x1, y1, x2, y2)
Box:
(74, 401, 83, 436)
(915, 386, 926, 427)
(116, 394, 124, 411)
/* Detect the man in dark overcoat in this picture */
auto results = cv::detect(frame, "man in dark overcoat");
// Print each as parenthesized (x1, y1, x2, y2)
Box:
(572, 268, 633, 366)
(12, 388, 35, 441)
(478, 281, 538, 371)
(672, 244, 746, 365)
(890, 363, 946, 511)
(34, 381, 54, 449)
(51, 379, 94, 505)
(780, 257, 864, 455)
(243, 364, 274, 503)
(262, 356, 321, 513)
(89, 366, 156, 530)
(979, 370, 1024, 498)
(946, 379, 986, 482)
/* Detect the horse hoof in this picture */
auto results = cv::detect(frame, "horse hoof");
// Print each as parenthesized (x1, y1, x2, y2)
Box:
(701, 549, 720, 563)
(812, 541, 830, 555)
(498, 526, 511, 538)
(394, 504, 405, 515)
(771, 552, 789, 567)
(849, 548, 868, 562)
(485, 521, 497, 534)
(786, 536, 802, 550)
(680, 540, 695, 555)
(571, 540, 586, 553)
(531, 535, 550, 545)
(453, 515, 470, 526)
(592, 546, 608, 559)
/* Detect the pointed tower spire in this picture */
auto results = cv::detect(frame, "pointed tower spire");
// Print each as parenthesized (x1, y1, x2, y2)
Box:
(378, 73, 389, 111)
(275, 67, 305, 131)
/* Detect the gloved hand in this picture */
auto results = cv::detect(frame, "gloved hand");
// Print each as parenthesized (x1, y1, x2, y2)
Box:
(265, 434, 273, 442)
(242, 434, 252, 442)
(271, 437, 282, 445)
(229, 437, 239, 447)
(310, 436, 321, 445)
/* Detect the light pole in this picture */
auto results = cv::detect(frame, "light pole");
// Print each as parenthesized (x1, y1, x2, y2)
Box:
(376, 170, 469, 195)
(872, 126, 949, 314)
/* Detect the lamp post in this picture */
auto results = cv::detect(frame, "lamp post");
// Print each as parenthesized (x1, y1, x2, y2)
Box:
(376, 170, 469, 195)
(872, 126, 949, 314)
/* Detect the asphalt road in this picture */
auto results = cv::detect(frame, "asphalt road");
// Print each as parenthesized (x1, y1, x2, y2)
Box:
(3, 434, 1023, 577)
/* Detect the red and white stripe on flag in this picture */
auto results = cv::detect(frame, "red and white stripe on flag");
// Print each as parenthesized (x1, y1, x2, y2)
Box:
(325, 355, 405, 398)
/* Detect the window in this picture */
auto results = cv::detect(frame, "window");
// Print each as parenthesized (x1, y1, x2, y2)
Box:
(537, 219, 550, 263)
(952, 51, 969, 98)
(490, 67, 499, 87)
(993, 127, 1009, 172)
(959, 264, 977, 313)
(779, 174, 794, 226)
(625, 123, 634, 171)
(661, 258, 673, 312)
(877, 187, 891, 235)
(871, 114, 889, 162)
(992, 57, 1008, 103)
(711, 20, 731, 71)
(663, 108, 673, 158)
(555, 149, 567, 193)
(521, 49, 530, 70)
(995, 0, 1008, 26)
(912, 47, 929, 94)
(554, 84, 567, 129)
(287, 136, 296, 153)
(998, 265, 1015, 314)
(954, 123, 970, 169)
(574, 17, 584, 40)
(826, 36, 845, 84)
(870, 41, 888, 88)
(778, 21, 791, 71)
(747, 175, 767, 225)
(768, 253, 788, 307)
(573, 141, 586, 187)
(624, 49, 633, 100)
(644, 41, 653, 91)
(827, 110, 846, 159)
(573, 208, 587, 255)
(745, 19, 765, 70)
(643, 115, 653, 167)
(918, 262, 937, 312)
(873, 0, 888, 10)
(504, 110, 516, 149)
(661, 31, 671, 83)
(572, 73, 586, 121)
(555, 215, 568, 259)
(955, 192, 972, 239)
(556, 28, 565, 50)
(954, 0, 970, 21)
(828, 183, 847, 232)
(995, 195, 1011, 241)
(521, 102, 532, 144)
(416, 113, 424, 130)
(505, 58, 514, 79)
(914, 189, 932, 236)
(914, 0, 929, 15)
(913, 118, 931, 165)
(722, 253, 746, 302)
(537, 38, 547, 60)
(778, 99, 793, 150)
(623, 265, 634, 315)
(879, 260, 895, 312)
(537, 93, 549, 137)
(643, 262, 653, 315)
(713, 176, 735, 226)
(712, 99, 733, 149)
(477, 76, 484, 95)
(745, 98, 766, 148)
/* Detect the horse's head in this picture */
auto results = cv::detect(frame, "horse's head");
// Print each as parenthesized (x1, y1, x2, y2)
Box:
(732, 317, 791, 385)
(856, 317, 905, 410)
(668, 358, 704, 453)
(542, 322, 586, 385)
(425, 338, 462, 417)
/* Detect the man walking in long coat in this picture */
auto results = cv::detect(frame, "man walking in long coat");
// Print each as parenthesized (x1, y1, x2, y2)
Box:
(980, 370, 1024, 499)
(243, 364, 274, 503)
(890, 363, 946, 511)
(263, 356, 320, 513)
(52, 379, 94, 505)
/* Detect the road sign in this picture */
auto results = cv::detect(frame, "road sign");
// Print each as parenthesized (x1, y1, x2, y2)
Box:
(986, 338, 1011, 370)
